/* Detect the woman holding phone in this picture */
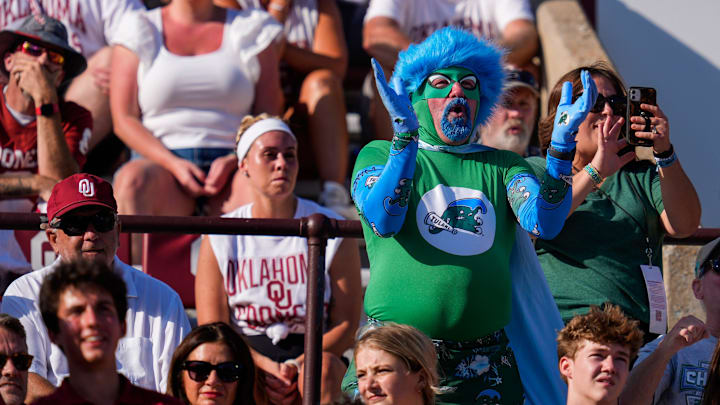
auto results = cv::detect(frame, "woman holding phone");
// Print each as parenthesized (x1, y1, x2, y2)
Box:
(527, 61, 701, 339)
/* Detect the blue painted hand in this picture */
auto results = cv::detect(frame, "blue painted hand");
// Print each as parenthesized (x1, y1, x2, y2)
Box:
(372, 58, 419, 134)
(550, 69, 598, 152)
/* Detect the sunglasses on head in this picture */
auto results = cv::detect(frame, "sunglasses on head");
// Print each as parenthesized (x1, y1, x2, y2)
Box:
(15, 41, 65, 65)
(182, 361, 244, 383)
(50, 210, 117, 236)
(0, 352, 33, 371)
(700, 258, 720, 278)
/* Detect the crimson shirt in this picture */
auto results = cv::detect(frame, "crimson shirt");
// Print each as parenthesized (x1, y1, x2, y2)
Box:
(30, 374, 183, 405)
(0, 93, 90, 174)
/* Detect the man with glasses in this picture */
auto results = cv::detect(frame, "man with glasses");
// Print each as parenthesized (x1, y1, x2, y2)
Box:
(621, 237, 720, 405)
(0, 13, 91, 284)
(1, 173, 190, 403)
(33, 259, 181, 404)
(479, 67, 540, 156)
(0, 314, 32, 405)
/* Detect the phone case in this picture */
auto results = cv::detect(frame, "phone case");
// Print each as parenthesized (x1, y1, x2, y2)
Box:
(626, 87, 657, 146)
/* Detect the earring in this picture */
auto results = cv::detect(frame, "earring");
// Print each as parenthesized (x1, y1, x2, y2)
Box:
(244, 171, 250, 178)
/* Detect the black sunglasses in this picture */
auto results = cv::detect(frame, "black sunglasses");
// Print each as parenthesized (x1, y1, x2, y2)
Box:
(0, 352, 33, 371)
(50, 211, 117, 236)
(182, 361, 244, 383)
(700, 258, 720, 278)
(573, 93, 626, 115)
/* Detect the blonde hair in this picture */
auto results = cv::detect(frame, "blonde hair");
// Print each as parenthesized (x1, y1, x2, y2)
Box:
(354, 323, 441, 405)
(235, 113, 285, 145)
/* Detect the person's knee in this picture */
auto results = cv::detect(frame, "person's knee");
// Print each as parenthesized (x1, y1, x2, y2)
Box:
(113, 161, 159, 203)
(300, 69, 343, 101)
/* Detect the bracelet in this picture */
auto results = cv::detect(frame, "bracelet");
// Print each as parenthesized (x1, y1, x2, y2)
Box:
(653, 144, 674, 159)
(654, 151, 678, 169)
(584, 163, 603, 185)
(547, 146, 576, 161)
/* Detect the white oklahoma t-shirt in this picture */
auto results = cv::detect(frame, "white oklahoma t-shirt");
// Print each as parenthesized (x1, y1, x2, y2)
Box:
(208, 198, 343, 336)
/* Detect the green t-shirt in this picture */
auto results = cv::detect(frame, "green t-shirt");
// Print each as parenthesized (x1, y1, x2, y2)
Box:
(526, 157, 664, 325)
(355, 141, 534, 341)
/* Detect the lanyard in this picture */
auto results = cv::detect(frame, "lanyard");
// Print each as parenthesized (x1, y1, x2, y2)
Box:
(592, 171, 654, 266)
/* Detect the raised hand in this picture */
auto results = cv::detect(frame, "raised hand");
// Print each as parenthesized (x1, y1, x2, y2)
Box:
(372, 58, 418, 134)
(590, 115, 635, 178)
(551, 69, 597, 151)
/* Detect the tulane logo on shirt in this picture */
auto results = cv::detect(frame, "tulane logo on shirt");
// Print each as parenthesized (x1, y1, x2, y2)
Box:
(416, 185, 495, 256)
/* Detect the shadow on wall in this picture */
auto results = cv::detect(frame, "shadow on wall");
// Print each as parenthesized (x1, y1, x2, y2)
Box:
(598, 0, 720, 226)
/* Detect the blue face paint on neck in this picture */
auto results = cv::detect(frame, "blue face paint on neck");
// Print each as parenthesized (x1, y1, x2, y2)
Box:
(440, 98, 473, 143)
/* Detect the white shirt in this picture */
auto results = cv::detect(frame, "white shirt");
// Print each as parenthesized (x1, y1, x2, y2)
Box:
(208, 198, 342, 337)
(113, 7, 282, 150)
(364, 0, 533, 44)
(0, 0, 144, 58)
(1, 257, 191, 392)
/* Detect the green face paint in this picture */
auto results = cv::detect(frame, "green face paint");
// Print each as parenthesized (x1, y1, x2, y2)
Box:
(410, 67, 482, 145)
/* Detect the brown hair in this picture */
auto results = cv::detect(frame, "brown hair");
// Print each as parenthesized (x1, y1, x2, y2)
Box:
(557, 305, 644, 365)
(538, 61, 625, 154)
(167, 322, 257, 405)
(354, 323, 440, 405)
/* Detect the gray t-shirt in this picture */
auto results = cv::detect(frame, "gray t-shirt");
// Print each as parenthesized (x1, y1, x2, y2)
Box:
(634, 334, 718, 405)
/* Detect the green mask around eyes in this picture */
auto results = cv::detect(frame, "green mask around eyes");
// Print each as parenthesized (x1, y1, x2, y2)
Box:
(410, 67, 482, 145)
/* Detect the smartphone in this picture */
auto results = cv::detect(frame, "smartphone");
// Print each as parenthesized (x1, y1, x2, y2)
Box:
(626, 87, 657, 146)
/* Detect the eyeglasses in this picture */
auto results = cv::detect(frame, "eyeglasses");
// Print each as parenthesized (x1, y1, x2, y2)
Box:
(182, 361, 244, 383)
(49, 211, 117, 236)
(591, 94, 626, 115)
(0, 352, 33, 371)
(15, 41, 65, 65)
(700, 258, 720, 278)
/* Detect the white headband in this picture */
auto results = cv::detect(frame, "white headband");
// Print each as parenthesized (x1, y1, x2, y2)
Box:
(236, 118, 295, 161)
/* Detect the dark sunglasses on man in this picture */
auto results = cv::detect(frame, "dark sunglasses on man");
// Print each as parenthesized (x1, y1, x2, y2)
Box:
(15, 40, 65, 65)
(182, 361, 244, 383)
(0, 352, 33, 371)
(49, 210, 117, 236)
(699, 258, 720, 278)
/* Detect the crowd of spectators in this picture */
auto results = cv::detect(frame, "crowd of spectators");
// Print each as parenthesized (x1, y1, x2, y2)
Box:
(0, 0, 716, 405)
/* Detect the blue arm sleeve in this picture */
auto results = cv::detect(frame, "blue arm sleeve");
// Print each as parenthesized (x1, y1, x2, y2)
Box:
(350, 133, 418, 238)
(507, 155, 573, 239)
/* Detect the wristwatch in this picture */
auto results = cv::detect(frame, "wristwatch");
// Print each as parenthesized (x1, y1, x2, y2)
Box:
(35, 103, 59, 117)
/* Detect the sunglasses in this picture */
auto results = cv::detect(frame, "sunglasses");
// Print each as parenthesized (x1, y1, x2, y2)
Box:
(15, 41, 65, 65)
(573, 93, 626, 115)
(182, 361, 244, 383)
(50, 211, 117, 236)
(0, 352, 33, 371)
(700, 258, 720, 278)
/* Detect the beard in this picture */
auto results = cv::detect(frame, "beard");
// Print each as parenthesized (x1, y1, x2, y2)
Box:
(487, 118, 531, 154)
(440, 98, 473, 143)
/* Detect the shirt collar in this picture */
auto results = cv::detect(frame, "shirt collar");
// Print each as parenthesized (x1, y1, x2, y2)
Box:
(54, 256, 138, 299)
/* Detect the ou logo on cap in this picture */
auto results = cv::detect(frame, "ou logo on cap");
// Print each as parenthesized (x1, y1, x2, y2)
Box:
(78, 179, 95, 197)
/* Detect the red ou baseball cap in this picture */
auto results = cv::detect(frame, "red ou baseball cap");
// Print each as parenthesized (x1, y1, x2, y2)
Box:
(47, 173, 117, 222)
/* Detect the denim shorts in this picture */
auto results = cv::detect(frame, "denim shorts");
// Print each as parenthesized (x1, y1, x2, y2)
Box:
(131, 147, 234, 174)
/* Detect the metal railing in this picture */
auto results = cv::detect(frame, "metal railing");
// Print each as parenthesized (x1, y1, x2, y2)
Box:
(0, 211, 717, 405)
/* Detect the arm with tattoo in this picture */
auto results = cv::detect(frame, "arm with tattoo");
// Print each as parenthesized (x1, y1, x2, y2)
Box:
(351, 59, 419, 237)
(0, 174, 57, 201)
(507, 70, 597, 239)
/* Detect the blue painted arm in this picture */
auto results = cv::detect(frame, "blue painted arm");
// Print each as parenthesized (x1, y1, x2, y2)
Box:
(350, 59, 419, 237)
(507, 155, 572, 239)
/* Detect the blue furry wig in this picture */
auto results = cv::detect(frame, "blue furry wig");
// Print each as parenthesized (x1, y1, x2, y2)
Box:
(390, 26, 506, 127)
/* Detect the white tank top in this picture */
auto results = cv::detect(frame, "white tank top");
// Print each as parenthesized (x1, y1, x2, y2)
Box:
(114, 8, 282, 150)
(208, 198, 343, 336)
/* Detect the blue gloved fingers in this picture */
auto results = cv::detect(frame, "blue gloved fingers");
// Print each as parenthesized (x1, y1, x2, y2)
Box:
(372, 58, 395, 104)
(577, 70, 598, 113)
(391, 75, 408, 101)
(370, 58, 419, 134)
(559, 81, 573, 108)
